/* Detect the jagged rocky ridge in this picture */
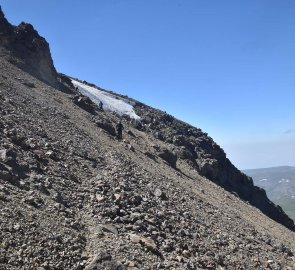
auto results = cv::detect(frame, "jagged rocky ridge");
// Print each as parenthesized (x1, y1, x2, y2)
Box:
(75, 80, 295, 231)
(0, 6, 295, 270)
(0, 6, 59, 88)
(133, 104, 295, 231)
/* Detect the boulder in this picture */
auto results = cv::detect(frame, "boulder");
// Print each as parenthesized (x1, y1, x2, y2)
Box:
(95, 119, 116, 136)
(22, 81, 35, 88)
(0, 169, 12, 181)
(172, 135, 192, 148)
(72, 94, 97, 114)
(158, 149, 177, 168)
(174, 146, 195, 161)
(0, 148, 17, 166)
(196, 158, 219, 181)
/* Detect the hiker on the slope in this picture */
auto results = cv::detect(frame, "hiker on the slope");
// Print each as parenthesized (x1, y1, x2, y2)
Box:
(99, 101, 103, 111)
(116, 121, 124, 140)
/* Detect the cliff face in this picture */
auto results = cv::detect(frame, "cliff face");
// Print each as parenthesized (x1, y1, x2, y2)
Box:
(134, 104, 295, 231)
(0, 6, 13, 35)
(0, 6, 58, 87)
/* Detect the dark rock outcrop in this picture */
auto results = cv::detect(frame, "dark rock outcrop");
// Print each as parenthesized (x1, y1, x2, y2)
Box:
(135, 104, 295, 231)
(158, 149, 177, 168)
(72, 94, 97, 115)
(0, 6, 13, 35)
(95, 119, 117, 136)
(209, 156, 295, 231)
(0, 6, 58, 87)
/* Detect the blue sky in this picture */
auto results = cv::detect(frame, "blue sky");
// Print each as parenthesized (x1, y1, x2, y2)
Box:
(1, 0, 295, 169)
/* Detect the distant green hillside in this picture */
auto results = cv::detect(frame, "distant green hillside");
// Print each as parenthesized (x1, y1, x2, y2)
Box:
(244, 166, 295, 222)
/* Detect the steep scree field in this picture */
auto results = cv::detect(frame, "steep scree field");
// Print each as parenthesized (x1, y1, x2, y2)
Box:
(0, 58, 295, 270)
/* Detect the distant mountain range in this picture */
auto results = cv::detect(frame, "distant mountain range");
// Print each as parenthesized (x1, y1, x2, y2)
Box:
(244, 166, 295, 221)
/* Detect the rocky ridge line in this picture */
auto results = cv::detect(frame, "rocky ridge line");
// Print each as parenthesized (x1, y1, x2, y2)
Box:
(0, 6, 58, 88)
(76, 79, 295, 231)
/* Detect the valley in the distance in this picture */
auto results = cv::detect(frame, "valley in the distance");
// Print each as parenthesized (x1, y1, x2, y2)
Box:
(244, 166, 295, 222)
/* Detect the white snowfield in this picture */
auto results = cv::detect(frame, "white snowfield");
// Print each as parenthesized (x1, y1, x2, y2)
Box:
(71, 79, 141, 120)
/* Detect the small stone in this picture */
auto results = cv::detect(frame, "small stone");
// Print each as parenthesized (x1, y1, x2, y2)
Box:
(23, 195, 35, 205)
(23, 81, 35, 88)
(54, 203, 65, 211)
(95, 194, 105, 203)
(182, 250, 191, 258)
(0, 149, 8, 161)
(114, 193, 123, 202)
(84, 252, 123, 270)
(45, 150, 54, 157)
(127, 144, 135, 151)
(154, 188, 162, 197)
(127, 261, 136, 267)
(132, 225, 141, 232)
(176, 256, 184, 263)
(100, 224, 118, 235)
(13, 223, 21, 231)
(130, 234, 158, 252)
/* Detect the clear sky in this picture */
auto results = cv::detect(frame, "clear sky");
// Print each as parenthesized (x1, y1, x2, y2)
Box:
(1, 0, 295, 169)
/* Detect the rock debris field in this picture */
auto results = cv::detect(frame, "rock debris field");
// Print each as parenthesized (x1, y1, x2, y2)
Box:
(0, 58, 295, 270)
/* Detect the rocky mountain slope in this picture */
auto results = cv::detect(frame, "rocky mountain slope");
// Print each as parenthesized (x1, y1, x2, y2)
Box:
(0, 7, 295, 270)
(0, 6, 58, 88)
(244, 166, 295, 222)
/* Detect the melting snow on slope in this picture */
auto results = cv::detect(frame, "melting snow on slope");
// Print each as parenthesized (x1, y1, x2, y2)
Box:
(278, 178, 290, 183)
(71, 79, 141, 120)
(259, 179, 268, 182)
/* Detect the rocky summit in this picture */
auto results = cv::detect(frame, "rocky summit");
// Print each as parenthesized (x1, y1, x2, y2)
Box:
(0, 7, 295, 270)
(0, 6, 58, 88)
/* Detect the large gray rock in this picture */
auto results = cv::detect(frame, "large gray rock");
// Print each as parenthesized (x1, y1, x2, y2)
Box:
(197, 158, 219, 180)
(72, 94, 97, 115)
(0, 148, 17, 167)
(95, 119, 116, 136)
(158, 149, 177, 168)
(0, 169, 12, 181)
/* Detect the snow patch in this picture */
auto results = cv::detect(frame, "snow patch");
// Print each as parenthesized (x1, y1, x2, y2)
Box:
(278, 178, 290, 183)
(71, 79, 141, 120)
(259, 179, 268, 182)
